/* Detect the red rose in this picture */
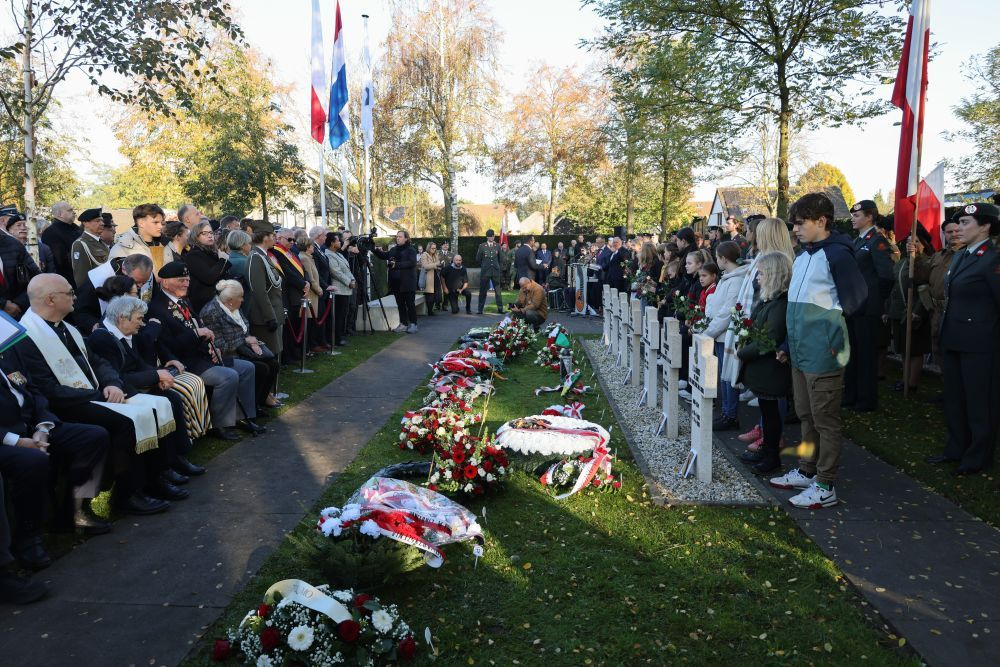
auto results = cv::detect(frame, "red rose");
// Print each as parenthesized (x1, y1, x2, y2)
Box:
(211, 639, 231, 661)
(612, 480, 622, 489)
(428, 484, 438, 491)
(353, 593, 371, 610)
(464, 464, 478, 479)
(482, 461, 493, 473)
(474, 484, 484, 495)
(398, 635, 417, 660)
(260, 626, 281, 652)
(593, 478, 602, 487)
(451, 468, 462, 480)
(338, 619, 362, 642)
(257, 603, 271, 618)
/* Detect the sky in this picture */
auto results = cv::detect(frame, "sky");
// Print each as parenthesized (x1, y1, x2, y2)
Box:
(10, 0, 1000, 208)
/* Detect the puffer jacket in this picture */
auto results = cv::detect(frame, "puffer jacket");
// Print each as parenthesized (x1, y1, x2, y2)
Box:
(786, 232, 867, 375)
(703, 263, 751, 342)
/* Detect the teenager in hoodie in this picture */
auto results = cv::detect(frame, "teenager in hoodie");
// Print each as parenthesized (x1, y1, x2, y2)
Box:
(770, 192, 867, 510)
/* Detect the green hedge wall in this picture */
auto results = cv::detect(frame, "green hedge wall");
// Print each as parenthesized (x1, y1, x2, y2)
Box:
(374, 234, 584, 268)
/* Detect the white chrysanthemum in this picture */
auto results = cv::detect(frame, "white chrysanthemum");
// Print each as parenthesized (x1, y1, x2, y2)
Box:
(331, 589, 353, 602)
(485, 473, 494, 482)
(320, 517, 342, 537)
(430, 473, 440, 483)
(359, 519, 381, 538)
(340, 505, 361, 522)
(287, 625, 314, 651)
(464, 483, 473, 492)
(371, 609, 394, 634)
(398, 432, 406, 441)
(498, 466, 506, 474)
(257, 655, 274, 667)
(411, 415, 423, 424)
(320, 506, 340, 519)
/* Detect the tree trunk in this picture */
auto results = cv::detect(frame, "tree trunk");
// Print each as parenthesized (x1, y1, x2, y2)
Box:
(776, 65, 791, 221)
(625, 133, 636, 233)
(659, 157, 671, 238)
(547, 169, 557, 234)
(445, 164, 458, 250)
(260, 186, 269, 223)
(21, 1, 39, 264)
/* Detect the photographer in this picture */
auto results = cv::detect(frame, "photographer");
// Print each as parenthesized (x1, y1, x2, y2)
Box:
(510, 276, 548, 331)
(324, 232, 355, 346)
(372, 230, 419, 333)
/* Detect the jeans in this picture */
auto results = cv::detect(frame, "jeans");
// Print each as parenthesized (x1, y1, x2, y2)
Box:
(715, 341, 739, 419)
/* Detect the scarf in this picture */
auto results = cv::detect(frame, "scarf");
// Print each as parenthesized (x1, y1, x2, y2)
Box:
(271, 243, 303, 275)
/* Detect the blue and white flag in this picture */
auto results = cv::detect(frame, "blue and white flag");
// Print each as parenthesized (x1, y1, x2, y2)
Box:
(360, 15, 375, 149)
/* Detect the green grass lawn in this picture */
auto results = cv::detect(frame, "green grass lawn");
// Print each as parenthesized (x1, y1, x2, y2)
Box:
(183, 337, 915, 666)
(842, 366, 1000, 527)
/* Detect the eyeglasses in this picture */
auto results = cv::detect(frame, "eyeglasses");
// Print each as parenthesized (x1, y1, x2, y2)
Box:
(51, 289, 75, 297)
(198, 231, 214, 237)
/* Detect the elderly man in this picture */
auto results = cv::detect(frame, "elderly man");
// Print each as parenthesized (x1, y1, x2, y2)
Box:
(600, 237, 632, 292)
(70, 208, 110, 288)
(271, 228, 309, 361)
(148, 261, 263, 441)
(177, 204, 202, 230)
(70, 254, 153, 333)
(308, 225, 334, 347)
(40, 201, 81, 286)
(15, 274, 175, 515)
(0, 212, 40, 319)
(511, 277, 548, 331)
(441, 253, 472, 314)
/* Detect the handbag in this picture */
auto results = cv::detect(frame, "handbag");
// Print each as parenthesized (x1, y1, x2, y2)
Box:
(417, 269, 427, 291)
(237, 342, 275, 361)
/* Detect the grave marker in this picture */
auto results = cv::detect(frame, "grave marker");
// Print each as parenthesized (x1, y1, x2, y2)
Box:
(609, 288, 621, 361)
(640, 305, 659, 408)
(628, 297, 642, 387)
(602, 285, 612, 349)
(617, 291, 629, 367)
(656, 317, 682, 438)
(684, 333, 717, 483)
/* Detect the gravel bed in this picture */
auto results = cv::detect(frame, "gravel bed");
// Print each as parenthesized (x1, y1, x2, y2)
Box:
(582, 339, 764, 505)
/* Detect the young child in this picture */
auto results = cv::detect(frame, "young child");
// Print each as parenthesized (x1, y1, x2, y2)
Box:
(697, 262, 719, 309)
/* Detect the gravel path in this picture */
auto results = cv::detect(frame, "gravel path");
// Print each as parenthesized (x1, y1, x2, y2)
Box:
(582, 339, 764, 505)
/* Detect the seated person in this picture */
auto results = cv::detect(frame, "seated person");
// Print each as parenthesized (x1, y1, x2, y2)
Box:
(147, 261, 263, 441)
(70, 254, 153, 333)
(440, 254, 472, 314)
(87, 296, 205, 480)
(0, 345, 111, 572)
(510, 277, 548, 331)
(15, 274, 176, 516)
(545, 265, 567, 310)
(199, 280, 280, 415)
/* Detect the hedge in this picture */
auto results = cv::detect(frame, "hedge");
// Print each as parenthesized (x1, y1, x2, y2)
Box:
(373, 234, 584, 268)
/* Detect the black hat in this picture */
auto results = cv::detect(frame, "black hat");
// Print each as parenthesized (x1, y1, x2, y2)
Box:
(850, 200, 878, 214)
(707, 223, 721, 230)
(745, 214, 766, 223)
(0, 205, 18, 218)
(3, 212, 24, 229)
(158, 261, 190, 279)
(101, 212, 115, 228)
(79, 207, 103, 223)
(957, 202, 1000, 224)
(485, 229, 495, 237)
(249, 219, 275, 235)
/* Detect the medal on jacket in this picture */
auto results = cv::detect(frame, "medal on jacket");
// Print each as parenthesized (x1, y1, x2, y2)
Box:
(976, 246, 987, 257)
(6, 371, 26, 387)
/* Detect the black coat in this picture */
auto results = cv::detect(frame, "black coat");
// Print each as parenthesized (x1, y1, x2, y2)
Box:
(602, 248, 632, 291)
(86, 327, 162, 396)
(313, 242, 331, 290)
(441, 264, 469, 292)
(514, 244, 540, 282)
(271, 245, 307, 308)
(41, 219, 82, 287)
(852, 228, 894, 317)
(0, 346, 61, 438)
(14, 330, 123, 407)
(940, 241, 1000, 353)
(146, 289, 215, 374)
(0, 233, 39, 313)
(737, 294, 791, 397)
(67, 276, 102, 333)
(373, 242, 418, 292)
(182, 245, 232, 313)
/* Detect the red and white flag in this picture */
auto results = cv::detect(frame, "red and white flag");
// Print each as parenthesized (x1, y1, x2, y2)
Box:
(916, 161, 945, 250)
(891, 0, 931, 241)
(499, 211, 509, 247)
(309, 0, 328, 144)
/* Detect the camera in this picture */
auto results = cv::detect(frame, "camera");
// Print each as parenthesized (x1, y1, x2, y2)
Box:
(348, 227, 379, 252)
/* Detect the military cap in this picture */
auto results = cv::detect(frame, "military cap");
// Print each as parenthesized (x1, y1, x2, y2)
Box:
(745, 214, 766, 223)
(485, 229, 495, 238)
(78, 207, 103, 222)
(249, 219, 276, 235)
(4, 212, 24, 229)
(101, 212, 116, 228)
(957, 202, 1000, 224)
(0, 205, 18, 218)
(850, 200, 878, 214)
(158, 261, 190, 279)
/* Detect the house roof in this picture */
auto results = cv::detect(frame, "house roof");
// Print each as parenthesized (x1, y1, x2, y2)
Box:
(715, 186, 851, 220)
(690, 201, 712, 217)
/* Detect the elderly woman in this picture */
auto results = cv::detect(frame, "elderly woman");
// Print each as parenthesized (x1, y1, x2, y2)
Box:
(418, 242, 443, 316)
(296, 231, 327, 352)
(87, 296, 207, 481)
(226, 229, 252, 282)
(199, 279, 281, 413)
(324, 232, 355, 346)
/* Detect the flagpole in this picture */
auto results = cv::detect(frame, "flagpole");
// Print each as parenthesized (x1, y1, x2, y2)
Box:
(319, 147, 328, 228)
(362, 13, 372, 234)
(341, 148, 351, 232)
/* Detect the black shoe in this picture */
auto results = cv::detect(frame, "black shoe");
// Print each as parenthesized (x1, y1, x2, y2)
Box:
(117, 493, 170, 515)
(237, 419, 266, 435)
(752, 458, 782, 475)
(210, 427, 241, 441)
(12, 537, 51, 571)
(740, 449, 765, 463)
(255, 406, 272, 419)
(954, 466, 984, 477)
(0, 571, 48, 604)
(74, 510, 112, 536)
(162, 468, 189, 485)
(476, 311, 484, 315)
(713, 416, 739, 431)
(466, 310, 472, 314)
(174, 456, 206, 477)
(925, 454, 958, 465)
(148, 479, 189, 501)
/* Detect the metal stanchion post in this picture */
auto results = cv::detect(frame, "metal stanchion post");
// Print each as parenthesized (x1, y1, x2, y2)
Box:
(292, 298, 314, 374)
(328, 292, 341, 356)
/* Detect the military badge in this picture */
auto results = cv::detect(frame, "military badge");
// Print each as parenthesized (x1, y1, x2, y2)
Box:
(6, 371, 26, 387)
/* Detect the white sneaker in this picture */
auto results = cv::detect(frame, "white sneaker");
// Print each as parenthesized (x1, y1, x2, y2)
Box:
(678, 389, 692, 400)
(678, 380, 688, 390)
(769, 468, 814, 490)
(406, 324, 418, 334)
(748, 397, 759, 407)
(739, 390, 754, 402)
(788, 482, 838, 509)
(392, 324, 407, 333)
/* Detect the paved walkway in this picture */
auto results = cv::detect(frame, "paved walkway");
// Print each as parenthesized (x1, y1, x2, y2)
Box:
(716, 403, 1000, 666)
(0, 311, 480, 666)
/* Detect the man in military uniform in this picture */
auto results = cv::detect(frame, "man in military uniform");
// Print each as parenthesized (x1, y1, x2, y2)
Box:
(475, 229, 505, 314)
(843, 200, 894, 412)
(40, 201, 81, 287)
(100, 213, 116, 248)
(927, 203, 1000, 475)
(706, 224, 722, 255)
(71, 208, 109, 288)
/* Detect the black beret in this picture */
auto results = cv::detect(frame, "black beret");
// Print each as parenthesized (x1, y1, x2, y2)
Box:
(485, 229, 495, 237)
(745, 214, 766, 223)
(158, 261, 190, 279)
(4, 212, 24, 229)
(958, 202, 1000, 224)
(850, 200, 878, 214)
(78, 207, 103, 222)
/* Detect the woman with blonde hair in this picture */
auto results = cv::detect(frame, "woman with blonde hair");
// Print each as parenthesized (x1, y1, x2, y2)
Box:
(418, 241, 444, 315)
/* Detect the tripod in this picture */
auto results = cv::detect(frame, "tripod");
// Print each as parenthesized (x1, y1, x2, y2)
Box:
(356, 251, 390, 333)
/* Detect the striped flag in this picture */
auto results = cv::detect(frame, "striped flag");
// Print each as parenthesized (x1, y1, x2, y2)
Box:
(309, 0, 327, 144)
(891, 0, 931, 241)
(916, 162, 945, 250)
(328, 0, 350, 149)
(499, 211, 509, 247)
(360, 15, 375, 149)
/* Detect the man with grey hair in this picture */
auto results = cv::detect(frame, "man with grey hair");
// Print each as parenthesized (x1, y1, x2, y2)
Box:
(70, 253, 153, 333)
(41, 201, 82, 287)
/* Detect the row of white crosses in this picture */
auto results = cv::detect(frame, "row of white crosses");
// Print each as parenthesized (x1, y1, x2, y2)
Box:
(602, 285, 715, 483)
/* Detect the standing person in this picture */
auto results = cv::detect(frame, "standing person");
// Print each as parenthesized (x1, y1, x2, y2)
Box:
(438, 240, 454, 311)
(842, 200, 894, 412)
(886, 224, 933, 393)
(601, 237, 632, 292)
(161, 221, 189, 264)
(704, 241, 751, 430)
(0, 215, 40, 319)
(100, 214, 116, 249)
(536, 242, 552, 284)
(922, 216, 962, 367)
(109, 204, 166, 285)
(372, 230, 419, 333)
(441, 254, 472, 314)
(40, 201, 81, 286)
(183, 221, 232, 313)
(723, 215, 751, 258)
(513, 234, 540, 283)
(770, 192, 867, 509)
(176, 204, 202, 230)
(245, 220, 285, 366)
(475, 229, 505, 315)
(706, 224, 722, 254)
(70, 208, 109, 288)
(323, 232, 355, 346)
(927, 203, 1000, 475)
(271, 229, 309, 362)
(295, 232, 325, 352)
(418, 242, 444, 316)
(308, 226, 334, 345)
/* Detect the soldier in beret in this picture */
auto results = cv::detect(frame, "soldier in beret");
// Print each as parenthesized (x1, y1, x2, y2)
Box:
(927, 203, 1000, 475)
(843, 200, 894, 412)
(71, 208, 110, 288)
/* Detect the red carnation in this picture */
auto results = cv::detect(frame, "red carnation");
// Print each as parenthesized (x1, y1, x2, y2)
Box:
(612, 480, 622, 489)
(260, 626, 281, 652)
(452, 468, 462, 480)
(211, 639, 231, 661)
(464, 464, 478, 479)
(353, 593, 371, 610)
(482, 460, 493, 473)
(593, 478, 602, 487)
(398, 635, 417, 660)
(452, 450, 466, 464)
(338, 619, 361, 642)
(257, 603, 271, 618)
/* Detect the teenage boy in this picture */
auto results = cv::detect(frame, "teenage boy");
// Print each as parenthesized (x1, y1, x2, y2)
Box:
(770, 192, 867, 509)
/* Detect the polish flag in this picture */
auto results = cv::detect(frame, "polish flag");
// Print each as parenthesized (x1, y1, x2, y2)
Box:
(891, 0, 931, 241)
(916, 162, 945, 250)
(499, 211, 509, 247)
(309, 0, 327, 144)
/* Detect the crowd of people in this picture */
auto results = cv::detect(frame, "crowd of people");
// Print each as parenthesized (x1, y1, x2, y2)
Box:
(0, 202, 369, 604)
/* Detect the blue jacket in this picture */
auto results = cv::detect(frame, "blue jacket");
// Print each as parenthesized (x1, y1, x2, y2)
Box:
(786, 232, 867, 374)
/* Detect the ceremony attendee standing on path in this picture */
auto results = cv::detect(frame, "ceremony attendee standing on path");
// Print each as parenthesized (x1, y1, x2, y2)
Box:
(475, 229, 505, 314)
(927, 203, 1000, 475)
(442, 254, 472, 314)
(372, 230, 419, 333)
(771, 192, 867, 509)
(843, 200, 894, 412)
(704, 241, 750, 431)
(246, 221, 284, 361)
(418, 242, 444, 316)
(41, 201, 81, 287)
(70, 208, 109, 288)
